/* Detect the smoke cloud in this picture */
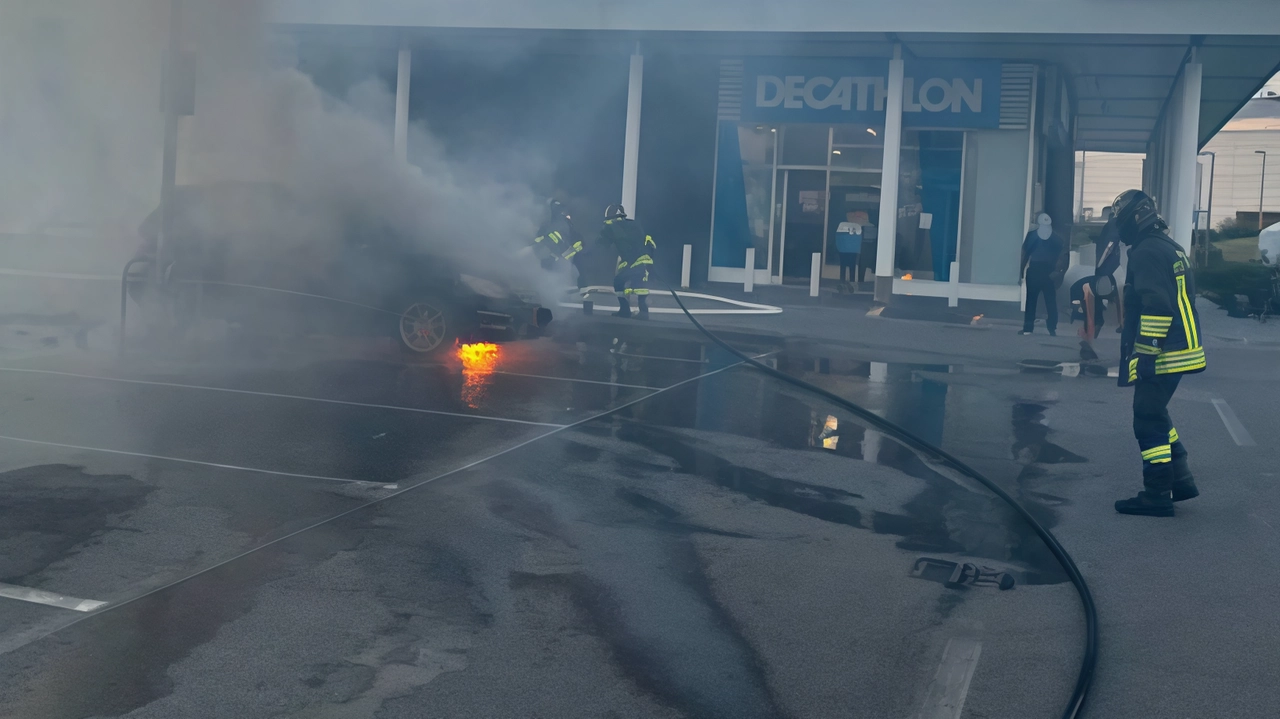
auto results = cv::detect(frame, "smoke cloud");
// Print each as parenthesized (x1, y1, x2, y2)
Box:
(1, 0, 565, 333)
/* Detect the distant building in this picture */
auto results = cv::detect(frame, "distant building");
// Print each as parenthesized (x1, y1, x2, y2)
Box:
(1077, 75, 1280, 230)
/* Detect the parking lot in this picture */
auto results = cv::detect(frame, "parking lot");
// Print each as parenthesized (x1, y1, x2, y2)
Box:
(0, 308, 1106, 719)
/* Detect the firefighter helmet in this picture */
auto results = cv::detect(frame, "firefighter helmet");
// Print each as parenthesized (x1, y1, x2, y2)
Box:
(605, 204, 628, 221)
(1111, 189, 1167, 244)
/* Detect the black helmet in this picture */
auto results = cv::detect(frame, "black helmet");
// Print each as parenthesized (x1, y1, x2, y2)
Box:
(547, 198, 566, 215)
(605, 204, 627, 221)
(1111, 189, 1167, 244)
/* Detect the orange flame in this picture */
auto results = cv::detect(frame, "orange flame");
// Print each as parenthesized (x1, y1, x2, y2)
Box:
(901, 273, 913, 280)
(457, 343, 500, 408)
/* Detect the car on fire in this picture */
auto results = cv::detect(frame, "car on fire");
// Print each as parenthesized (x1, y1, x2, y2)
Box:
(125, 182, 552, 354)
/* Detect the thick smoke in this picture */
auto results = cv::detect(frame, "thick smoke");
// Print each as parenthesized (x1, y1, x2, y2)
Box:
(1, 0, 562, 331)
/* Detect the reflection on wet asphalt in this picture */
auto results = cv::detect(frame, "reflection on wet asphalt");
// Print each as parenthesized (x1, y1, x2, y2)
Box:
(0, 325, 1088, 718)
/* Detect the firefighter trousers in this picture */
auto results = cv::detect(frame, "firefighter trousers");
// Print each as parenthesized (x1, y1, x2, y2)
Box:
(1133, 373, 1186, 493)
(614, 261, 651, 298)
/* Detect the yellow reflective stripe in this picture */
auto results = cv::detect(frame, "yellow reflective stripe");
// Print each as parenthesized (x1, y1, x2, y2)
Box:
(534, 235, 546, 243)
(548, 231, 563, 244)
(1139, 315, 1173, 338)
(1128, 357, 1139, 383)
(1142, 444, 1173, 464)
(645, 235, 656, 249)
(1176, 276, 1199, 349)
(632, 254, 654, 266)
(1155, 347, 1206, 374)
(617, 258, 629, 271)
(1135, 343, 1162, 355)
(1169, 428, 1179, 444)
(632, 289, 650, 296)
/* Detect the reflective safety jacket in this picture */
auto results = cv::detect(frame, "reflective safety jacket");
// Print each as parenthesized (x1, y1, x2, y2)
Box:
(600, 217, 656, 269)
(1121, 231, 1206, 383)
(533, 213, 582, 262)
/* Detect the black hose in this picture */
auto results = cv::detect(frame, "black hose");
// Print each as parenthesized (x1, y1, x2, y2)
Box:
(662, 284, 1098, 719)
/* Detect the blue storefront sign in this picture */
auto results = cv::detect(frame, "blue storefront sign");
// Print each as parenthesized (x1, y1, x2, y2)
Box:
(742, 57, 1004, 129)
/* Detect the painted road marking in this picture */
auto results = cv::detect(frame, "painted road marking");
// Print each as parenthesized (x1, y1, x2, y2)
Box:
(915, 638, 983, 719)
(0, 367, 566, 429)
(0, 583, 107, 612)
(0, 435, 396, 488)
(1211, 398, 1256, 447)
(492, 369, 660, 391)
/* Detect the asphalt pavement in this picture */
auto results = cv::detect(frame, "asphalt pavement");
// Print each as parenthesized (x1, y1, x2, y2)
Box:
(1, 288, 1278, 718)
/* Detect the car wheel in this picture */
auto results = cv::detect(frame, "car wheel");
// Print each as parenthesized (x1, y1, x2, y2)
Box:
(398, 298, 455, 355)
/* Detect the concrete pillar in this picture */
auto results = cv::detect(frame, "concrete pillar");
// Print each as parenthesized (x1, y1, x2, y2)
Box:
(1170, 55, 1203, 252)
(394, 42, 411, 163)
(622, 48, 644, 214)
(874, 45, 905, 304)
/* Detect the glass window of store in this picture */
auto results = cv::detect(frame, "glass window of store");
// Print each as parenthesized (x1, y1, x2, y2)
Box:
(710, 56, 1024, 290)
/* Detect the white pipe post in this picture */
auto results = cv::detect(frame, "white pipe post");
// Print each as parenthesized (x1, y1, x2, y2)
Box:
(874, 45, 905, 304)
(810, 252, 821, 297)
(1172, 54, 1202, 252)
(681, 244, 692, 288)
(394, 42, 411, 163)
(744, 248, 755, 293)
(622, 47, 644, 214)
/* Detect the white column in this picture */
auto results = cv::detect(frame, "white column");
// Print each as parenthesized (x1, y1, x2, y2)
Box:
(1170, 56, 1203, 252)
(394, 43, 411, 163)
(810, 253, 821, 297)
(874, 46, 905, 304)
(744, 248, 755, 293)
(622, 48, 644, 214)
(681, 244, 692, 288)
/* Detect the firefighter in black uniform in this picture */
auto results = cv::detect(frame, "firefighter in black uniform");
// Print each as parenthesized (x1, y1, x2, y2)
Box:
(1112, 189, 1206, 517)
(600, 205, 656, 319)
(532, 199, 584, 273)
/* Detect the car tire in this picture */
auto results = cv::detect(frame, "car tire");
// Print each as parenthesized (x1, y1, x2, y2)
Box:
(396, 297, 459, 356)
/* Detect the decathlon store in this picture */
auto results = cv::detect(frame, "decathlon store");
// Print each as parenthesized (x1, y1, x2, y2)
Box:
(710, 57, 1044, 303)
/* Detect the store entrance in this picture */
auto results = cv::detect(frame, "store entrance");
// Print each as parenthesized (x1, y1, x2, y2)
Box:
(778, 169, 827, 281)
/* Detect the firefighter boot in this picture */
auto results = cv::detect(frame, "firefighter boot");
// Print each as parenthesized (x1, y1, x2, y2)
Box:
(1171, 456, 1200, 502)
(1115, 463, 1175, 517)
(614, 297, 632, 319)
(636, 296, 650, 320)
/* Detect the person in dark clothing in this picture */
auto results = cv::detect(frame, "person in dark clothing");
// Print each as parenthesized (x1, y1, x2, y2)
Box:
(1020, 212, 1064, 336)
(599, 204, 656, 319)
(1094, 216, 1125, 332)
(1111, 189, 1206, 517)
(532, 198, 585, 275)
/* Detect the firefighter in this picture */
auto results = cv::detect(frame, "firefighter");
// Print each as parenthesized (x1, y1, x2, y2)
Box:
(532, 198, 584, 272)
(1112, 189, 1206, 517)
(600, 204, 656, 319)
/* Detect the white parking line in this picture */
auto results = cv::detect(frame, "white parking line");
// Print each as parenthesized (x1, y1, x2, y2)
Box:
(915, 638, 983, 719)
(0, 583, 107, 612)
(492, 369, 660, 391)
(0, 434, 396, 488)
(0, 367, 566, 428)
(1211, 398, 1256, 446)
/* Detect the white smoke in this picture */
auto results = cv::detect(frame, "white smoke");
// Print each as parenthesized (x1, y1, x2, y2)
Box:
(0, 0, 562, 328)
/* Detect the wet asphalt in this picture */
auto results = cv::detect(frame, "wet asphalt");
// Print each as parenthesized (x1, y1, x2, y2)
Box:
(1, 305, 1276, 718)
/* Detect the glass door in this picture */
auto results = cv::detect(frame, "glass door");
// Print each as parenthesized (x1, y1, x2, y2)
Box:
(779, 169, 828, 281)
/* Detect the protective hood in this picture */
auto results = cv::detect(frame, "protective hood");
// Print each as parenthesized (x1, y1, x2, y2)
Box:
(1036, 213, 1053, 241)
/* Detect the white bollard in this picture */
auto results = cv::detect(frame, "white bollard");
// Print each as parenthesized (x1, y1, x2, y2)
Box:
(681, 244, 692, 289)
(744, 248, 755, 293)
(810, 252, 821, 297)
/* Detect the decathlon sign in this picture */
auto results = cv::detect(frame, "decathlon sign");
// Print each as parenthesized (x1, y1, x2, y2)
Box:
(741, 57, 1003, 129)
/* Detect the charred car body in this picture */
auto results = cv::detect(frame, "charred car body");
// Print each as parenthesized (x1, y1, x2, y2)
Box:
(126, 182, 552, 354)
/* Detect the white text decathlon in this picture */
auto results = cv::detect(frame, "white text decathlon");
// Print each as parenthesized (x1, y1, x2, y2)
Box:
(755, 75, 983, 114)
